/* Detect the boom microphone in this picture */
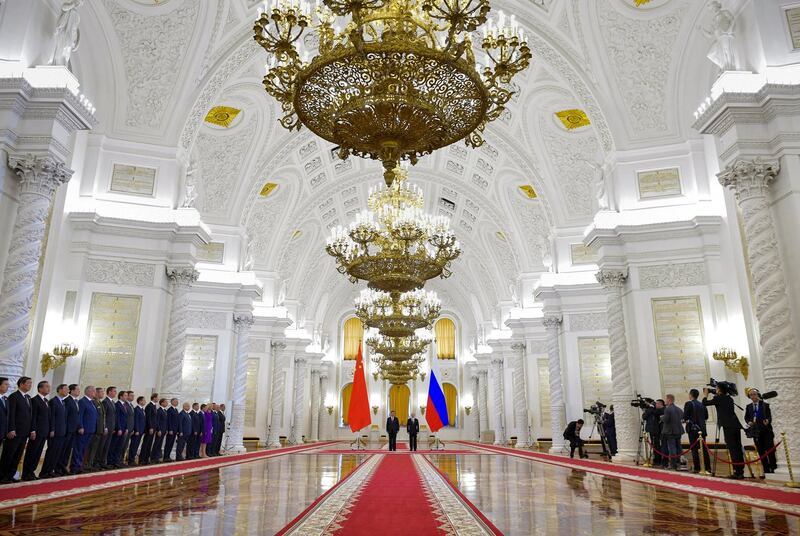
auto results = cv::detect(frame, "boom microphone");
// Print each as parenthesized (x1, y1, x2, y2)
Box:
(761, 390, 778, 400)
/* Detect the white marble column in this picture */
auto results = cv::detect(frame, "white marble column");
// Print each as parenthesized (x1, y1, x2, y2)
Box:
(309, 368, 320, 442)
(543, 315, 566, 454)
(289, 357, 308, 444)
(159, 266, 199, 401)
(478, 369, 489, 440)
(471, 373, 480, 441)
(490, 357, 506, 445)
(266, 341, 286, 448)
(0, 154, 72, 383)
(319, 372, 330, 440)
(719, 158, 800, 463)
(510, 342, 530, 447)
(596, 269, 638, 460)
(228, 312, 254, 454)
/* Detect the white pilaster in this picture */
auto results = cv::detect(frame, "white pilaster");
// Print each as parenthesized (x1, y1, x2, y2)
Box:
(471, 373, 480, 441)
(510, 342, 530, 447)
(159, 266, 198, 401)
(490, 357, 506, 445)
(478, 369, 489, 439)
(309, 368, 320, 442)
(228, 312, 254, 454)
(266, 341, 286, 448)
(543, 315, 566, 454)
(319, 371, 330, 440)
(289, 356, 308, 444)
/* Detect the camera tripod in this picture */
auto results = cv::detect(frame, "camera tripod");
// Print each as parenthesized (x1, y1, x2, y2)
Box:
(587, 412, 611, 462)
(634, 410, 651, 466)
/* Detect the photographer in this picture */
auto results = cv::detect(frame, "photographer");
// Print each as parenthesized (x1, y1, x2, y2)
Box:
(744, 388, 777, 476)
(643, 399, 665, 467)
(683, 388, 710, 473)
(703, 381, 744, 479)
(563, 419, 587, 459)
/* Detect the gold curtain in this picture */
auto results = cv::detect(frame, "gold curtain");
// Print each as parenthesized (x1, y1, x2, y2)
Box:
(343, 317, 363, 360)
(442, 382, 457, 426)
(388, 384, 410, 423)
(341, 383, 353, 425)
(435, 318, 456, 359)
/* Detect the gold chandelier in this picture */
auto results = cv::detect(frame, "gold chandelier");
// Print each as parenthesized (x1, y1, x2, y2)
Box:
(254, 0, 531, 182)
(355, 288, 440, 337)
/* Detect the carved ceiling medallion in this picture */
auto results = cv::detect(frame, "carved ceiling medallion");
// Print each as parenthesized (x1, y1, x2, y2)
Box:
(555, 109, 591, 130)
(204, 106, 242, 128)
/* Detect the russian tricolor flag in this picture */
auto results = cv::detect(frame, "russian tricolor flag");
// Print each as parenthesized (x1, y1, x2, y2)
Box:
(425, 368, 449, 432)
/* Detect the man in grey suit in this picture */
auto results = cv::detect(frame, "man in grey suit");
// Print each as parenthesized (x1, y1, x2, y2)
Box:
(661, 394, 684, 470)
(87, 387, 107, 471)
(99, 386, 117, 469)
(121, 391, 135, 464)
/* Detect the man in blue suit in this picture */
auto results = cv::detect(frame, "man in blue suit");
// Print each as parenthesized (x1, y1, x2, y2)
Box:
(58, 384, 81, 476)
(40, 383, 68, 478)
(151, 398, 168, 462)
(0, 377, 9, 458)
(190, 402, 203, 459)
(72, 385, 98, 474)
(176, 402, 192, 461)
(128, 396, 146, 465)
(163, 398, 180, 462)
(209, 403, 221, 456)
(109, 390, 128, 468)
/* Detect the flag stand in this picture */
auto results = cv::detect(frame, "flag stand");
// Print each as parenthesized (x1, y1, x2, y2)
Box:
(431, 435, 445, 451)
(351, 432, 365, 450)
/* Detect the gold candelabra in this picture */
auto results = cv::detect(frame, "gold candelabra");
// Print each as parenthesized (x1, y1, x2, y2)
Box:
(712, 347, 749, 380)
(464, 406, 471, 415)
(41, 343, 79, 376)
(372, 405, 379, 414)
(326, 405, 334, 415)
(420, 405, 426, 415)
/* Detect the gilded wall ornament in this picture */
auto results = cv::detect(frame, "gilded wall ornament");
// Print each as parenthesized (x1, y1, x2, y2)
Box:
(555, 109, 591, 130)
(204, 106, 242, 128)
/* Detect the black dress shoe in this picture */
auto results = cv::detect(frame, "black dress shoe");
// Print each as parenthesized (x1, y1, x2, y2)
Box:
(21, 475, 38, 482)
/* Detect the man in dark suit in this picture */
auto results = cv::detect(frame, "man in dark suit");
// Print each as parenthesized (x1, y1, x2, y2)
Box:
(0, 377, 9, 459)
(71, 385, 97, 474)
(139, 393, 159, 465)
(703, 382, 744, 479)
(683, 388, 710, 473)
(406, 412, 420, 451)
(0, 376, 33, 483)
(164, 398, 179, 462)
(128, 396, 146, 466)
(563, 419, 587, 459)
(87, 387, 107, 471)
(744, 388, 777, 476)
(386, 410, 400, 451)
(151, 398, 168, 462)
(210, 403, 221, 456)
(99, 386, 117, 469)
(22, 381, 51, 480)
(660, 394, 684, 470)
(58, 384, 81, 476)
(40, 383, 68, 478)
(121, 391, 135, 464)
(190, 402, 203, 459)
(109, 390, 127, 468)
(217, 404, 227, 455)
(176, 402, 192, 461)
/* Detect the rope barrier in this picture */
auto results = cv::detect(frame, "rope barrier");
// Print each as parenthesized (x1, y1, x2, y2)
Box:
(645, 436, 700, 459)
(703, 441, 783, 466)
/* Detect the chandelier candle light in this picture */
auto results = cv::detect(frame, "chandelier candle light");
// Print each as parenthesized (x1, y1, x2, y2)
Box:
(254, 0, 531, 183)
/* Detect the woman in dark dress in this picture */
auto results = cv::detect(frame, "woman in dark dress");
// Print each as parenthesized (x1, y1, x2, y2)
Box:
(200, 403, 213, 458)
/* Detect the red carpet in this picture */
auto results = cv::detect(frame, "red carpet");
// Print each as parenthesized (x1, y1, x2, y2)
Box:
(0, 441, 336, 509)
(333, 455, 445, 535)
(460, 441, 800, 515)
(315, 449, 476, 454)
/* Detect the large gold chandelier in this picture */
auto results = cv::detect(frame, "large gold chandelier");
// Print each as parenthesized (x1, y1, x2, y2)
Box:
(254, 0, 531, 182)
(367, 328, 431, 384)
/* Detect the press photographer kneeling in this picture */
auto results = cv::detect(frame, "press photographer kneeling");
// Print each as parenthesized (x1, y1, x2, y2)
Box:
(702, 379, 744, 479)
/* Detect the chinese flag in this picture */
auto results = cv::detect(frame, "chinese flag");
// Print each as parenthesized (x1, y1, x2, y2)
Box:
(348, 342, 372, 433)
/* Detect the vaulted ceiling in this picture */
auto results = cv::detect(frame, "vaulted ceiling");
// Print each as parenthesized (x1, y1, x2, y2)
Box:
(68, 0, 722, 337)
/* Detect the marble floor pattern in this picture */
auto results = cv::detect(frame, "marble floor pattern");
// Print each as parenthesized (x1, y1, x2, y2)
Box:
(1, 449, 798, 535)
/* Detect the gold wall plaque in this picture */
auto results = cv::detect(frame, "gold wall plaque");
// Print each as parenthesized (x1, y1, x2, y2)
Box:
(80, 293, 141, 389)
(787, 7, 800, 49)
(570, 243, 600, 265)
(196, 242, 225, 264)
(259, 182, 279, 197)
(519, 185, 538, 199)
(555, 109, 591, 130)
(110, 164, 156, 196)
(652, 296, 710, 408)
(183, 335, 218, 404)
(204, 106, 241, 128)
(537, 359, 551, 429)
(245, 358, 259, 427)
(637, 167, 682, 199)
(578, 337, 612, 407)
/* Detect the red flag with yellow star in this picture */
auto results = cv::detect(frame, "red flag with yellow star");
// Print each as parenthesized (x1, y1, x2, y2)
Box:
(348, 342, 371, 432)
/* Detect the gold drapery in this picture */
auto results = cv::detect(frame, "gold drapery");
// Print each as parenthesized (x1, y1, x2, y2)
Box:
(341, 383, 353, 425)
(442, 382, 457, 426)
(435, 318, 456, 359)
(343, 317, 363, 360)
(388, 384, 410, 423)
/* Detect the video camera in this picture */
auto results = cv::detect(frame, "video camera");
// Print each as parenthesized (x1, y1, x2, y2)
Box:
(706, 377, 738, 396)
(583, 401, 606, 416)
(630, 393, 655, 409)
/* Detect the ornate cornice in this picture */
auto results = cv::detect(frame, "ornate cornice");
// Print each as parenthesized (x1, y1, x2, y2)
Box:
(233, 312, 255, 332)
(8, 153, 73, 198)
(165, 265, 199, 287)
(596, 269, 627, 289)
(542, 315, 562, 330)
(717, 158, 780, 202)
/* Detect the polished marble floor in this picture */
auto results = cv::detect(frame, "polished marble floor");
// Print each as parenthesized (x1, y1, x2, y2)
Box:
(0, 453, 367, 535)
(427, 453, 800, 535)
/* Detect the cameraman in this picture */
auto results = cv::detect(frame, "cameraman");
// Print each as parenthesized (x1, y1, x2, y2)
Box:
(563, 419, 587, 459)
(603, 405, 617, 457)
(703, 382, 744, 479)
(744, 388, 777, 476)
(643, 399, 665, 467)
(683, 388, 710, 473)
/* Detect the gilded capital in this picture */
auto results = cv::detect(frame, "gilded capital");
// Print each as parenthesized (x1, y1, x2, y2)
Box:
(8, 153, 73, 199)
(596, 269, 627, 289)
(542, 315, 562, 330)
(717, 158, 780, 202)
(166, 266, 199, 287)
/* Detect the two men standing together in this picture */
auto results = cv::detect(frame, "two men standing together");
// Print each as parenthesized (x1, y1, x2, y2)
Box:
(385, 411, 420, 451)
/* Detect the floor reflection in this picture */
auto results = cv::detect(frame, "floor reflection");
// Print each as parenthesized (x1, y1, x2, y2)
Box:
(0, 453, 367, 535)
(427, 454, 800, 535)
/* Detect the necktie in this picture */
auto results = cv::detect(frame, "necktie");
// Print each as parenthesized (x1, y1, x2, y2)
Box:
(25, 394, 30, 406)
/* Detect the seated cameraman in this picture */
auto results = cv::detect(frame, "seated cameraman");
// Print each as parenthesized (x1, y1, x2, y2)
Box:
(744, 388, 777, 476)
(563, 419, 587, 459)
(643, 399, 665, 466)
(683, 388, 710, 473)
(703, 381, 744, 479)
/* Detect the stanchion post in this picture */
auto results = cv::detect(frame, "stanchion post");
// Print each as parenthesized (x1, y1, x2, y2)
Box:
(643, 432, 653, 468)
(781, 432, 800, 488)
(698, 435, 711, 476)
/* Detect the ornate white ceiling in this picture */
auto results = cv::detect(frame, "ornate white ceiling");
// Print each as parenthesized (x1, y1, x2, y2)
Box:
(69, 0, 722, 336)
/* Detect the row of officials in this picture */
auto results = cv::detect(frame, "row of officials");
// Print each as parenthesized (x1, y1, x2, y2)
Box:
(0, 377, 228, 484)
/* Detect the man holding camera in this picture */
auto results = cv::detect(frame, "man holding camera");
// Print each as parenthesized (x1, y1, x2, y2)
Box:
(703, 381, 744, 479)
(744, 388, 777, 476)
(563, 419, 587, 459)
(643, 399, 665, 466)
(683, 388, 710, 473)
